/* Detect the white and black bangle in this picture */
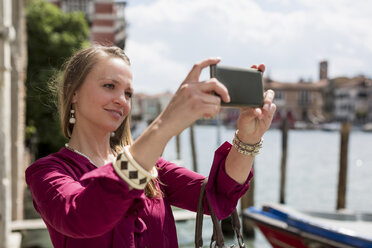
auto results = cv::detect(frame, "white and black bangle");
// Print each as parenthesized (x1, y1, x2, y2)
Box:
(113, 146, 158, 190)
(123, 146, 158, 179)
(232, 130, 263, 156)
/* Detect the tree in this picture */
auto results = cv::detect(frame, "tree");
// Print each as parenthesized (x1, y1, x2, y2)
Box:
(25, 0, 89, 158)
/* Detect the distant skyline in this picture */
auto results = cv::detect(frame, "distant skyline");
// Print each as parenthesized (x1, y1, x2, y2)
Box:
(125, 0, 372, 93)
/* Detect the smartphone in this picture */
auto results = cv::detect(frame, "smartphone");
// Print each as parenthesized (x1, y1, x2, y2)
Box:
(210, 64, 264, 107)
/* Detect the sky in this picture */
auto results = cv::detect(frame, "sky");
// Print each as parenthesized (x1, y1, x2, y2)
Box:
(124, 0, 372, 94)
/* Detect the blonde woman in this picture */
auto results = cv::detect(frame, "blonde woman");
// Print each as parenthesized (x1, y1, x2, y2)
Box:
(26, 45, 276, 248)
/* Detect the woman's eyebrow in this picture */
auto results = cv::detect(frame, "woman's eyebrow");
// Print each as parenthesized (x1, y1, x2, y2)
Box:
(98, 77, 119, 83)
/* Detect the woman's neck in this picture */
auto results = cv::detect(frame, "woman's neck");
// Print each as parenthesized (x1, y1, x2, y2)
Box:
(68, 126, 115, 167)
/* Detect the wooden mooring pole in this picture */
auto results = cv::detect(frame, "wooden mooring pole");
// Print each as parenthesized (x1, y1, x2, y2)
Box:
(336, 122, 351, 210)
(190, 124, 198, 172)
(279, 118, 288, 204)
(240, 164, 255, 238)
(175, 134, 181, 160)
(222, 164, 256, 238)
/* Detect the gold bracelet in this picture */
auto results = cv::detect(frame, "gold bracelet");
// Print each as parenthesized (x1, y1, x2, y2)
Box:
(112, 146, 158, 190)
(232, 130, 263, 156)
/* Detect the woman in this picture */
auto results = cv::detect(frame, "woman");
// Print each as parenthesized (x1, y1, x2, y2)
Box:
(25, 45, 276, 247)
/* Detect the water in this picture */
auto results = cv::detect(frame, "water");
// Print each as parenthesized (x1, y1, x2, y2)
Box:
(162, 125, 372, 247)
(22, 125, 372, 247)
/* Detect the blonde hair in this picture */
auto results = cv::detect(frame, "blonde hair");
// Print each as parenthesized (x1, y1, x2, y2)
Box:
(59, 45, 159, 198)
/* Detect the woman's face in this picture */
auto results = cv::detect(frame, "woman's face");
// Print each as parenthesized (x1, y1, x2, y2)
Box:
(72, 56, 133, 134)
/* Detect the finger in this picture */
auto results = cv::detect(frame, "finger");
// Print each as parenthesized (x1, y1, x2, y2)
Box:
(262, 90, 275, 113)
(199, 78, 230, 103)
(263, 89, 275, 104)
(202, 103, 221, 117)
(183, 57, 221, 83)
(251, 64, 265, 75)
(263, 102, 276, 121)
(200, 92, 222, 105)
(254, 108, 263, 119)
(268, 103, 277, 118)
(257, 64, 266, 73)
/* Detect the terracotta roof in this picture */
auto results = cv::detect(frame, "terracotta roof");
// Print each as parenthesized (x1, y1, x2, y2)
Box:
(264, 78, 328, 91)
(332, 76, 372, 89)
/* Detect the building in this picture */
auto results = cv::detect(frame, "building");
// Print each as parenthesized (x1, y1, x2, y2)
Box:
(131, 92, 174, 123)
(1, 0, 27, 245)
(263, 61, 330, 127)
(129, 60, 372, 129)
(333, 76, 372, 123)
(265, 78, 327, 127)
(264, 61, 372, 127)
(47, 0, 127, 48)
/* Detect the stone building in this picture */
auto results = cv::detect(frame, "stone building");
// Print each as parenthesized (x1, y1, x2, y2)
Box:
(264, 61, 372, 127)
(333, 76, 372, 123)
(131, 92, 174, 123)
(47, 0, 127, 48)
(1, 0, 27, 246)
(264, 62, 329, 128)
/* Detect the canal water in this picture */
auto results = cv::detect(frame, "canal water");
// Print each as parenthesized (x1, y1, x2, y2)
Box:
(162, 125, 372, 247)
(22, 125, 372, 247)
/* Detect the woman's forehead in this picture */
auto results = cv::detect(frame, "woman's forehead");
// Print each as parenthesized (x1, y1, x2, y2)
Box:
(90, 57, 132, 78)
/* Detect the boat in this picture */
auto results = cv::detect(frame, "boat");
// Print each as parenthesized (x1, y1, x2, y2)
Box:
(362, 123, 372, 132)
(320, 122, 341, 131)
(243, 203, 372, 248)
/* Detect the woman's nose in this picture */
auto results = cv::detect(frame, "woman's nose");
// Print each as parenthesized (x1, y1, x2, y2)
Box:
(114, 92, 128, 105)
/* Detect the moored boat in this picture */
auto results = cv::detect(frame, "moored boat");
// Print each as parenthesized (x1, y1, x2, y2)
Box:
(243, 203, 372, 248)
(362, 123, 372, 132)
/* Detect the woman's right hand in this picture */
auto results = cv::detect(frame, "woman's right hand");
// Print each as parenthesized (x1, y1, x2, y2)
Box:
(130, 58, 229, 171)
(159, 58, 230, 138)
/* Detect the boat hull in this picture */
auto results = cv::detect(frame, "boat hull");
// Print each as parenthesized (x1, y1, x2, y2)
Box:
(244, 204, 372, 248)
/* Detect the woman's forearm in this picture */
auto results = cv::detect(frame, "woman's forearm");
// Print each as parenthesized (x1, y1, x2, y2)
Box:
(225, 147, 255, 185)
(129, 115, 173, 172)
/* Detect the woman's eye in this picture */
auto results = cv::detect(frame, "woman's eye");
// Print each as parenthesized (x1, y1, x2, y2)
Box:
(125, 91, 133, 98)
(104, 84, 115, 89)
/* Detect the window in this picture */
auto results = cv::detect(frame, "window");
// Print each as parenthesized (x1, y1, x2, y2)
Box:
(298, 90, 310, 106)
(275, 91, 284, 100)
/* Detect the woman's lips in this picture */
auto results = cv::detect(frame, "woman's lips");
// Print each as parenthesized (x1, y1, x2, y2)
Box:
(105, 109, 123, 119)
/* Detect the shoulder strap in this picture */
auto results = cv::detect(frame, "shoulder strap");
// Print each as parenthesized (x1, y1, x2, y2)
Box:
(195, 178, 208, 248)
(195, 177, 245, 248)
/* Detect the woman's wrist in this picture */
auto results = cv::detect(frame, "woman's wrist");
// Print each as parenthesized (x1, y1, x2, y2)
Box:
(233, 130, 263, 157)
(235, 129, 261, 145)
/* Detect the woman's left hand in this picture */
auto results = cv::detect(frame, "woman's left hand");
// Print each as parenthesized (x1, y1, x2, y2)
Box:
(236, 64, 276, 144)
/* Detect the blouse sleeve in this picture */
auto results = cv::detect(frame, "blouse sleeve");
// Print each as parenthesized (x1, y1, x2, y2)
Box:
(25, 158, 145, 239)
(158, 141, 253, 220)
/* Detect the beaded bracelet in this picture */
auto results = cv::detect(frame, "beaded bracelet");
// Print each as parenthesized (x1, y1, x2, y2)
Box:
(112, 146, 158, 190)
(232, 131, 263, 156)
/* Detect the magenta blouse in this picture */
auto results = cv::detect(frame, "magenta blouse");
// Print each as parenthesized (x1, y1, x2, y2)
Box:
(25, 142, 252, 248)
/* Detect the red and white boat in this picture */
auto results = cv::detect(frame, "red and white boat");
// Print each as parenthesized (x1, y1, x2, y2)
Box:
(243, 203, 372, 248)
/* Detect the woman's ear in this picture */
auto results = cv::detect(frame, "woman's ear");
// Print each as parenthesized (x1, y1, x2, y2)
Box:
(72, 91, 78, 103)
(65, 82, 77, 103)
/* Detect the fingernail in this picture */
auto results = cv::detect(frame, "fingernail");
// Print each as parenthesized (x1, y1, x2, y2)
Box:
(263, 103, 269, 111)
(269, 104, 276, 112)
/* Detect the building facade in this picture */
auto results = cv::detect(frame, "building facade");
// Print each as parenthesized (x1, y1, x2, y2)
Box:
(261, 61, 331, 127)
(333, 76, 372, 123)
(265, 79, 327, 127)
(47, 0, 127, 48)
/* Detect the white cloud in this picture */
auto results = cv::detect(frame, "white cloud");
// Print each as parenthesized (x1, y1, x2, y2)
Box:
(125, 0, 372, 92)
(125, 40, 188, 93)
